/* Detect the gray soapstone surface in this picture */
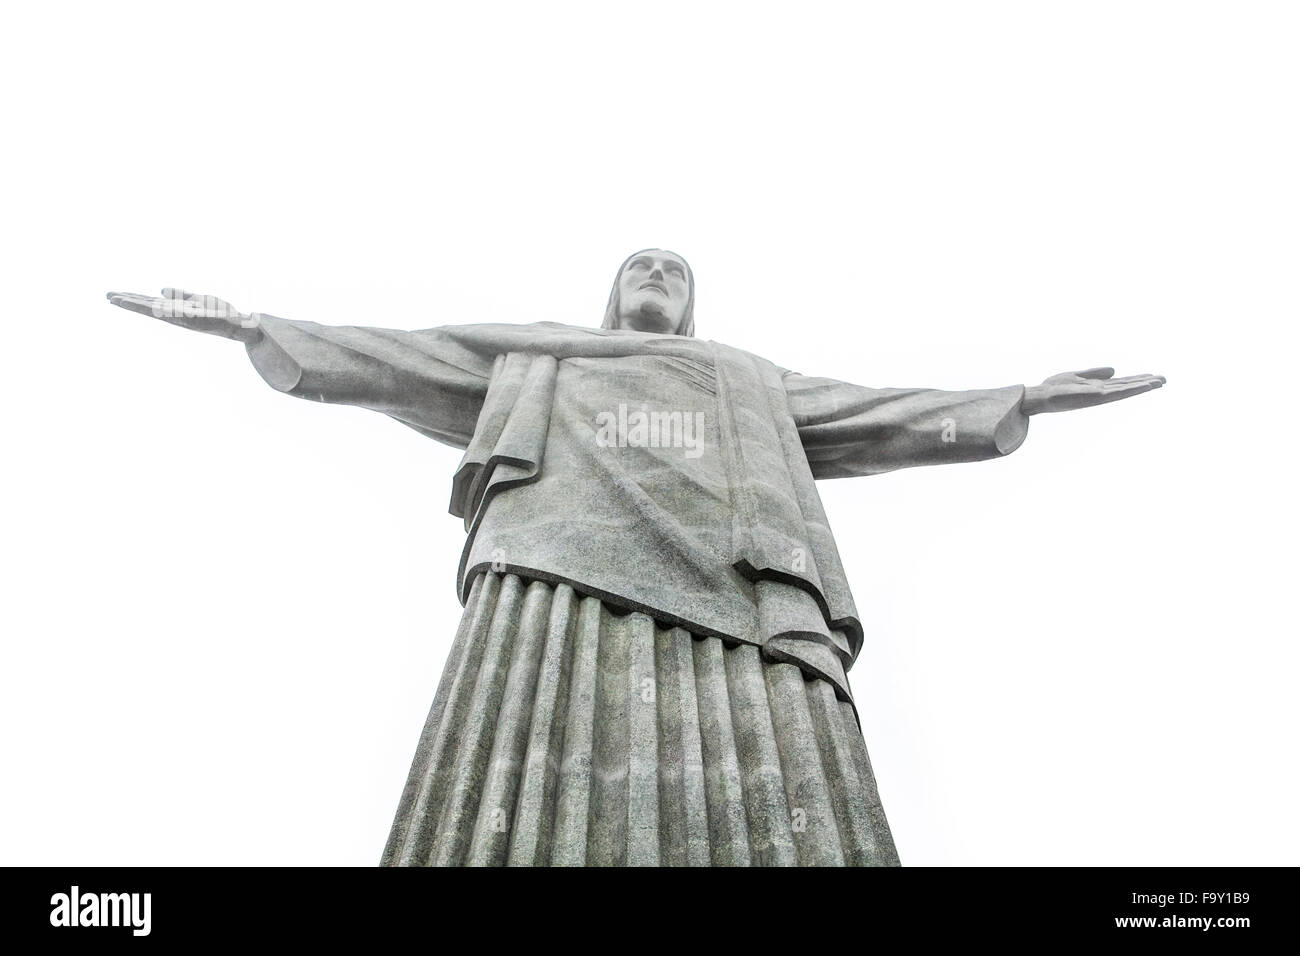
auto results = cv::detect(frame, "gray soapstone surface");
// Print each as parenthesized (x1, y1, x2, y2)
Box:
(106, 249, 1164, 865)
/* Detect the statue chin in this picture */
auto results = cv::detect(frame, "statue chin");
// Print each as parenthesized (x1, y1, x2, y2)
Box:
(620, 303, 678, 334)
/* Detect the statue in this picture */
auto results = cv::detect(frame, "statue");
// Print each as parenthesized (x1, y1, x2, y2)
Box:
(106, 249, 1164, 866)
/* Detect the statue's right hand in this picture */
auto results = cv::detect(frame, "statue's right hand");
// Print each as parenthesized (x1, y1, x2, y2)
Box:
(106, 288, 263, 343)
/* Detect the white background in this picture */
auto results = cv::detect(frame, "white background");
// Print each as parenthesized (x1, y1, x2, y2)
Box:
(2, 1, 1295, 866)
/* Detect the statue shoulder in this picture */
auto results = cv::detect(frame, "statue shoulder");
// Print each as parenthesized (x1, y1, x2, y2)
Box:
(706, 338, 787, 375)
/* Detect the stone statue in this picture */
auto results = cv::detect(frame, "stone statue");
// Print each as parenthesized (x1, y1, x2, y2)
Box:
(107, 249, 1164, 866)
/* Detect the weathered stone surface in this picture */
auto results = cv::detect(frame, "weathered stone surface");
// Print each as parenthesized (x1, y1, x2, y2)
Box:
(105, 249, 1163, 865)
(382, 572, 899, 866)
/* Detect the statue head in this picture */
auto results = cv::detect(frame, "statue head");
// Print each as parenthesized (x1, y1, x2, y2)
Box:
(601, 248, 694, 336)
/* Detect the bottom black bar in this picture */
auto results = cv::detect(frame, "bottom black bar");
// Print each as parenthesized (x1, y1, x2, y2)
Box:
(3, 866, 1290, 945)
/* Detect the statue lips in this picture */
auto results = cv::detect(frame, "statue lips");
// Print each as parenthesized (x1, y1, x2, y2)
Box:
(638, 281, 667, 296)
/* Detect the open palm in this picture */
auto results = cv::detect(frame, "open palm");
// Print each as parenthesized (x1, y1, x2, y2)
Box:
(1021, 367, 1165, 415)
(106, 288, 262, 343)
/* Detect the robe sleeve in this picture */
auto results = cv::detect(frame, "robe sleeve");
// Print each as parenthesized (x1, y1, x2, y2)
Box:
(782, 370, 1030, 479)
(243, 315, 495, 450)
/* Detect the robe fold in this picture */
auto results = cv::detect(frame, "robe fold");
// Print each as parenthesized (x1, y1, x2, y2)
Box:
(245, 316, 1029, 705)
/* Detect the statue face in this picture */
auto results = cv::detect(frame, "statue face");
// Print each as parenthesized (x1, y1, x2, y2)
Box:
(615, 250, 690, 333)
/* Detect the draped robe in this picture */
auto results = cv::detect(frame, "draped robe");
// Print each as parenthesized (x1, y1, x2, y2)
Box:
(244, 316, 1030, 707)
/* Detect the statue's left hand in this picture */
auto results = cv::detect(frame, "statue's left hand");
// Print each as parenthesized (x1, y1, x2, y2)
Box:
(1021, 367, 1166, 415)
(106, 288, 263, 343)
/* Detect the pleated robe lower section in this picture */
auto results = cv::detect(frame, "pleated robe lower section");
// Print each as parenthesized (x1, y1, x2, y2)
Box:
(381, 571, 901, 867)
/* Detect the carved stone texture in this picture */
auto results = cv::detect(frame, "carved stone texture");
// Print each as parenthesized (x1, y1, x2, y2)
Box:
(105, 249, 1163, 866)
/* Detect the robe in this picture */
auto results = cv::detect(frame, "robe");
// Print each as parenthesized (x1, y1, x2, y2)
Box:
(244, 316, 1029, 706)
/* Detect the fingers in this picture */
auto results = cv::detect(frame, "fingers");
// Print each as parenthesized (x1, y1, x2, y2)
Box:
(109, 288, 241, 320)
(107, 290, 246, 340)
(1044, 368, 1165, 389)
(106, 292, 164, 316)
(109, 290, 200, 312)
(114, 293, 191, 318)
(1102, 374, 1166, 391)
(1103, 373, 1153, 385)
(1095, 378, 1165, 403)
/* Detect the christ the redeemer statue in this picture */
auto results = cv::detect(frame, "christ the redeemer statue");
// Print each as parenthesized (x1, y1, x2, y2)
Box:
(107, 250, 1163, 866)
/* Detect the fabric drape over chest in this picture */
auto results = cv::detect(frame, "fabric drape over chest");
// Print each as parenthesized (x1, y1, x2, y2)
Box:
(446, 342, 866, 696)
(244, 317, 1029, 700)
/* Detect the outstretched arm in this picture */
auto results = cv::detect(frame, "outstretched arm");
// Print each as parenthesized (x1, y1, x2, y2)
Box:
(785, 365, 1164, 480)
(106, 288, 493, 450)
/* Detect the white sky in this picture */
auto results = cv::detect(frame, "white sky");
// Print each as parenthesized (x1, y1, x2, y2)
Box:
(2, 1, 1296, 866)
